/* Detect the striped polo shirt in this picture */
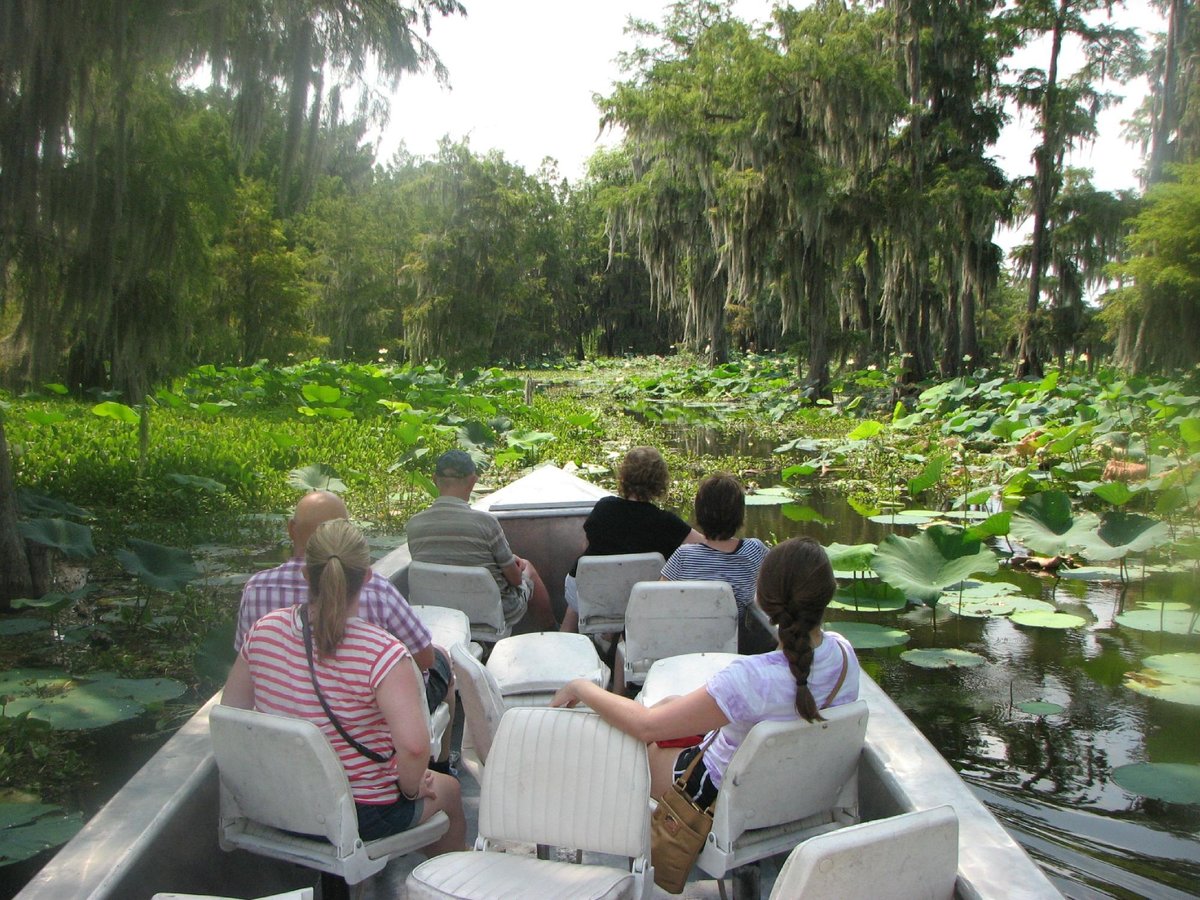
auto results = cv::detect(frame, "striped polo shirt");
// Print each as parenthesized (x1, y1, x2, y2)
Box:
(241, 606, 408, 805)
(661, 538, 770, 610)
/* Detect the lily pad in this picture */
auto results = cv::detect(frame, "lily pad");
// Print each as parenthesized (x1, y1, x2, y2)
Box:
(830, 581, 908, 613)
(115, 539, 201, 592)
(743, 492, 794, 507)
(15, 490, 91, 520)
(1111, 763, 1200, 804)
(1017, 700, 1065, 716)
(781, 504, 832, 525)
(825, 543, 877, 573)
(826, 622, 910, 649)
(1140, 653, 1200, 679)
(83, 674, 186, 704)
(0, 805, 84, 865)
(6, 688, 144, 730)
(871, 525, 999, 606)
(868, 511, 941, 526)
(15, 518, 95, 560)
(1114, 609, 1200, 635)
(287, 464, 346, 493)
(1010, 610, 1088, 630)
(1010, 491, 1105, 558)
(1056, 565, 1130, 581)
(1089, 512, 1172, 561)
(0, 618, 50, 637)
(1123, 653, 1200, 706)
(0, 669, 72, 698)
(900, 648, 986, 669)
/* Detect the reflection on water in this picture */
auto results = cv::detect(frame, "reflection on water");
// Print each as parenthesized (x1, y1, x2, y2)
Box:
(735, 488, 1200, 899)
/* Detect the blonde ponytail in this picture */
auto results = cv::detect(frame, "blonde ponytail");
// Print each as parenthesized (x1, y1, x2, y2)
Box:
(305, 518, 370, 658)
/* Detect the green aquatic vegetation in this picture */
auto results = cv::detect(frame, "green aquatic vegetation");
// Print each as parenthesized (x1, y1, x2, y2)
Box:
(1016, 700, 1065, 717)
(1113, 608, 1200, 635)
(1111, 763, 1200, 805)
(1010, 610, 1088, 629)
(1, 669, 186, 730)
(829, 581, 908, 613)
(1010, 491, 1106, 558)
(870, 525, 1000, 607)
(900, 648, 986, 669)
(1123, 653, 1200, 705)
(826, 622, 910, 649)
(0, 803, 83, 867)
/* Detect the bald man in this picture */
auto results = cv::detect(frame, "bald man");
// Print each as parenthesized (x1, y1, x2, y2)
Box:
(234, 491, 447, 712)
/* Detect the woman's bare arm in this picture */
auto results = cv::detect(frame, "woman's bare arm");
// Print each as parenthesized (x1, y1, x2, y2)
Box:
(375, 660, 433, 799)
(221, 656, 255, 709)
(551, 680, 727, 744)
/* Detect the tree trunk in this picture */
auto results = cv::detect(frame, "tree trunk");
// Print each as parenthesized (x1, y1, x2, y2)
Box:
(1148, 0, 1185, 185)
(0, 419, 36, 609)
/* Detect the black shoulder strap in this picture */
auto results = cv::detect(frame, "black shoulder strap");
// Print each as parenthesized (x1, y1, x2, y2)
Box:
(301, 606, 394, 765)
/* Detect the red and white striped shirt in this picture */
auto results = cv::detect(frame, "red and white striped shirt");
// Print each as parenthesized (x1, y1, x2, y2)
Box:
(241, 606, 408, 805)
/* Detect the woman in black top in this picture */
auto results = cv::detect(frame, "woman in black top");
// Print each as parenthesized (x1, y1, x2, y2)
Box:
(560, 446, 702, 632)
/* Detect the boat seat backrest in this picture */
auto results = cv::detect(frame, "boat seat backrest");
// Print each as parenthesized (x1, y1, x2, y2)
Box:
(711, 700, 869, 844)
(210, 704, 358, 857)
(768, 805, 959, 900)
(478, 707, 651, 858)
(407, 561, 505, 633)
(574, 552, 665, 632)
(624, 580, 738, 668)
(451, 641, 507, 766)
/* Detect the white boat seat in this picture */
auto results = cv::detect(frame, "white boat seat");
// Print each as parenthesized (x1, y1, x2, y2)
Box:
(152, 892, 313, 900)
(407, 561, 511, 643)
(636, 652, 740, 707)
(574, 552, 665, 634)
(768, 805, 959, 900)
(616, 581, 737, 687)
(485, 632, 609, 707)
(210, 703, 449, 888)
(697, 700, 869, 885)
(413, 604, 483, 659)
(407, 707, 653, 900)
(449, 642, 507, 782)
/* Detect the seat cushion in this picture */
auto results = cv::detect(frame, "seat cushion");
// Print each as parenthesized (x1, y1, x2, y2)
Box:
(407, 852, 638, 900)
(486, 633, 608, 694)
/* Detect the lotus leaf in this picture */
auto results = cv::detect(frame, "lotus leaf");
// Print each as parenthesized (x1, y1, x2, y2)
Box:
(965, 512, 1012, 541)
(0, 669, 72, 697)
(11, 592, 76, 615)
(826, 623, 910, 649)
(115, 539, 201, 593)
(83, 674, 186, 704)
(848, 420, 886, 440)
(1057, 565, 1131, 581)
(1010, 610, 1087, 629)
(1181, 417, 1200, 447)
(15, 518, 95, 559)
(15, 489, 91, 520)
(301, 383, 342, 404)
(830, 581, 908, 613)
(1090, 482, 1136, 507)
(194, 620, 237, 684)
(900, 648, 986, 669)
(0, 803, 58, 829)
(907, 455, 949, 497)
(24, 410, 66, 426)
(1017, 700, 1065, 716)
(166, 473, 227, 493)
(1140, 653, 1200, 679)
(1089, 512, 1172, 561)
(826, 543, 878, 572)
(287, 464, 346, 493)
(1112, 763, 1200, 804)
(870, 525, 1000, 606)
(91, 401, 139, 425)
(743, 492, 793, 507)
(780, 504, 831, 524)
(1114, 609, 1200, 635)
(1010, 492, 1105, 557)
(939, 509, 992, 523)
(0, 618, 50, 637)
(1123, 657, 1200, 705)
(0, 805, 83, 865)
(6, 688, 144, 730)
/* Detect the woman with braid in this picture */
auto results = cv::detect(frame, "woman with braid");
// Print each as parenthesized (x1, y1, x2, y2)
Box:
(551, 537, 859, 804)
(223, 518, 465, 852)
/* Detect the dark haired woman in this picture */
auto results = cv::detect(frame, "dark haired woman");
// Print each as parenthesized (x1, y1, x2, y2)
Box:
(552, 538, 859, 803)
(560, 446, 702, 632)
(222, 519, 465, 851)
(661, 473, 769, 652)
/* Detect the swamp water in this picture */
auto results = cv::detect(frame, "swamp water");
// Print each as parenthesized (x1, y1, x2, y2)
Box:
(735, 487, 1200, 898)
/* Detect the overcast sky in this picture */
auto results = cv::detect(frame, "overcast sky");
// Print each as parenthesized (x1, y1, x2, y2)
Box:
(374, 0, 1159, 200)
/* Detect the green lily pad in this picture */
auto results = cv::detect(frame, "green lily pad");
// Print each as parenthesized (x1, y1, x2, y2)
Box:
(781, 504, 832, 525)
(287, 464, 346, 493)
(83, 675, 186, 704)
(900, 648, 986, 669)
(15, 518, 96, 560)
(1111, 763, 1200, 804)
(0, 618, 50, 637)
(945, 594, 1053, 618)
(14, 490, 91, 520)
(826, 622, 910, 649)
(825, 543, 877, 573)
(0, 805, 84, 865)
(1010, 610, 1088, 629)
(1114, 609, 1200, 635)
(0, 669, 72, 698)
(744, 492, 794, 506)
(1010, 491, 1105, 558)
(1089, 512, 1172, 561)
(6, 687, 144, 730)
(0, 803, 58, 829)
(830, 581, 908, 613)
(1017, 700, 1065, 716)
(1140, 653, 1200, 679)
(115, 539, 201, 593)
(868, 511, 941, 526)
(1056, 565, 1130, 581)
(1123, 653, 1200, 706)
(871, 525, 999, 606)
(194, 620, 237, 685)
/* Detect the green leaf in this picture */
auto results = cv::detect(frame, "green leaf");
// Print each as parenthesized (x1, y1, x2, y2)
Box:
(166, 473, 227, 493)
(781, 462, 819, 479)
(91, 401, 139, 425)
(1090, 481, 1135, 506)
(287, 464, 346, 493)
(194, 620, 237, 685)
(301, 383, 342, 404)
(82, 674, 186, 704)
(1010, 610, 1087, 629)
(846, 497, 882, 518)
(42, 383, 68, 396)
(1016, 700, 1064, 716)
(1112, 763, 1200, 804)
(829, 580, 907, 613)
(847, 420, 886, 440)
(6, 688, 144, 730)
(1180, 417, 1200, 448)
(780, 504, 831, 524)
(907, 455, 948, 498)
(0, 618, 50, 637)
(826, 622, 910, 649)
(115, 539, 201, 593)
(1114, 609, 1200, 635)
(870, 525, 999, 606)
(24, 410, 66, 426)
(1009, 491, 1105, 557)
(0, 668, 72, 697)
(965, 512, 1011, 541)
(900, 648, 986, 669)
(0, 807, 84, 864)
(825, 543, 878, 572)
(1091, 512, 1172, 560)
(15, 519, 95, 559)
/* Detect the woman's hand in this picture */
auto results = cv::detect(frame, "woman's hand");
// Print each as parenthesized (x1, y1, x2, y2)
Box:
(551, 679, 582, 709)
(417, 769, 438, 801)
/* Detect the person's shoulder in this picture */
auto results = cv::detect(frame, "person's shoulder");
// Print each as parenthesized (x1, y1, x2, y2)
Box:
(244, 558, 301, 588)
(363, 570, 403, 599)
(346, 617, 406, 651)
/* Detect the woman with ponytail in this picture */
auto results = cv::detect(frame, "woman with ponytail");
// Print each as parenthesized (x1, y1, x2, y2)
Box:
(552, 537, 859, 805)
(222, 518, 465, 851)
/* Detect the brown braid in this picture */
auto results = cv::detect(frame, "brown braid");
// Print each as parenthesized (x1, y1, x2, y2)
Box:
(305, 519, 370, 659)
(755, 538, 838, 721)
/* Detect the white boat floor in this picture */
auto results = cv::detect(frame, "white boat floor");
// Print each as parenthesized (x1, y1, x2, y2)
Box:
(359, 763, 784, 899)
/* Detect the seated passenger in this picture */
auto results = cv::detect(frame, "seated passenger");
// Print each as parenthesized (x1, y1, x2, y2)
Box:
(560, 446, 702, 633)
(222, 519, 466, 851)
(552, 538, 860, 805)
(661, 473, 771, 653)
(406, 450, 556, 631)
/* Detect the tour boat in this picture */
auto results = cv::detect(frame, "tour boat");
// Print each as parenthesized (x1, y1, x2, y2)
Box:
(16, 465, 1060, 899)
